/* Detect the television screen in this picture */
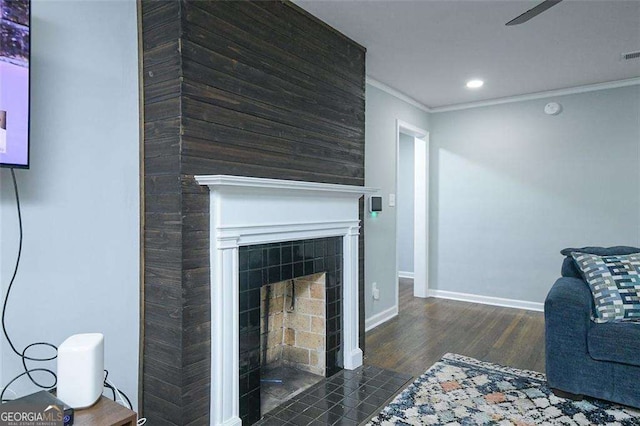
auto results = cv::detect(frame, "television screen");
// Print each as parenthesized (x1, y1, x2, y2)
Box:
(0, 0, 30, 169)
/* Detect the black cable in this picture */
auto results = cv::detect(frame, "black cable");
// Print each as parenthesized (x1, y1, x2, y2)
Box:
(1, 173, 129, 405)
(21, 344, 57, 389)
(2, 168, 26, 358)
(104, 381, 117, 401)
(119, 388, 132, 409)
(1, 169, 58, 401)
(104, 370, 116, 401)
(2, 172, 131, 405)
(103, 369, 132, 409)
(0, 369, 55, 402)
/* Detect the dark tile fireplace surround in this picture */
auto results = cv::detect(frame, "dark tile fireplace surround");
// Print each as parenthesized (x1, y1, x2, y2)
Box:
(239, 237, 343, 425)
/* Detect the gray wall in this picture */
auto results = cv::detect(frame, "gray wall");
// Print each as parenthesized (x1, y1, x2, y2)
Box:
(0, 0, 140, 407)
(429, 86, 640, 303)
(365, 84, 429, 323)
(398, 133, 415, 273)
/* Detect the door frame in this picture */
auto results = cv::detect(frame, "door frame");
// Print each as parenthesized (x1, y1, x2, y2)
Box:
(395, 120, 429, 302)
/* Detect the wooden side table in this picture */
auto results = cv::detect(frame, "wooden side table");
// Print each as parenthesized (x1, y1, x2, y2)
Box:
(74, 396, 137, 426)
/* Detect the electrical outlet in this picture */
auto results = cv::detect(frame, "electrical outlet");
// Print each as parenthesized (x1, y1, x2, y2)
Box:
(372, 282, 380, 300)
(389, 194, 396, 207)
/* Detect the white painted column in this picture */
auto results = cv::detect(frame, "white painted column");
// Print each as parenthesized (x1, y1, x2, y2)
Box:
(342, 226, 363, 370)
(413, 135, 429, 298)
(210, 235, 242, 426)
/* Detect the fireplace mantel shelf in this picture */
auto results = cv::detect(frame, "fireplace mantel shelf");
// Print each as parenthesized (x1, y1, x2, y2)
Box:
(195, 175, 378, 195)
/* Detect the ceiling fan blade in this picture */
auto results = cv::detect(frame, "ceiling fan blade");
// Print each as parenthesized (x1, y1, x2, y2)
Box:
(506, 0, 563, 26)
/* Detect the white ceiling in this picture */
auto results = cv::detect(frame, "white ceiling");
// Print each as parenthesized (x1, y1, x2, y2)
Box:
(294, 0, 640, 108)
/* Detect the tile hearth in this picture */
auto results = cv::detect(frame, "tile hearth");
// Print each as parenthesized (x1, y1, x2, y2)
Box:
(261, 365, 323, 414)
(256, 365, 412, 426)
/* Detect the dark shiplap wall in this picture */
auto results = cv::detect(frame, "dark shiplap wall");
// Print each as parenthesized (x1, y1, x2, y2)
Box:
(141, 1, 184, 425)
(180, 1, 365, 182)
(142, 1, 366, 424)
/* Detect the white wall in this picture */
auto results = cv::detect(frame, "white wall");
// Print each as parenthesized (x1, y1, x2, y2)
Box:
(429, 86, 640, 303)
(397, 133, 414, 274)
(365, 84, 429, 326)
(0, 0, 140, 408)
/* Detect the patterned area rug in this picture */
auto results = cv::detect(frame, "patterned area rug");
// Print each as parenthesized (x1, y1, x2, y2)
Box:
(367, 353, 640, 425)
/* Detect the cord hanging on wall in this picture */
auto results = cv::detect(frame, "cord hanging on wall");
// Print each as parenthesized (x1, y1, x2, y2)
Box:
(1, 169, 58, 402)
(1, 170, 139, 419)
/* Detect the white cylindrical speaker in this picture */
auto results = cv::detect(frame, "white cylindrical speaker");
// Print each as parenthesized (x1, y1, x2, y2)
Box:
(57, 333, 104, 409)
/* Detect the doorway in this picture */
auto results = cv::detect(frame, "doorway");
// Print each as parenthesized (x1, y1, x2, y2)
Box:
(395, 120, 429, 302)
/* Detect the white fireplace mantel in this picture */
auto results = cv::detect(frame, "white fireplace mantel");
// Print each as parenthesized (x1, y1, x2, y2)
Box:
(195, 175, 377, 426)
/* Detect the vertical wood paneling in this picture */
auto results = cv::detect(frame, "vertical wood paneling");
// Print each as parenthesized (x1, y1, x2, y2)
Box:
(141, 1, 366, 424)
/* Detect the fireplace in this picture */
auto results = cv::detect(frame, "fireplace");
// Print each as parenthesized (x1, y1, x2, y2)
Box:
(195, 176, 375, 426)
(239, 237, 342, 424)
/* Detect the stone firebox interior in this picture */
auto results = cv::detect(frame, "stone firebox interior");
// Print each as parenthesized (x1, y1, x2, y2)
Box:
(239, 238, 343, 424)
(259, 275, 327, 415)
(260, 274, 327, 377)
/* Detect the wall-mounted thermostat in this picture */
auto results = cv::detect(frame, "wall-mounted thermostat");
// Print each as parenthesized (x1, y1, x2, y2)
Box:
(369, 196, 382, 213)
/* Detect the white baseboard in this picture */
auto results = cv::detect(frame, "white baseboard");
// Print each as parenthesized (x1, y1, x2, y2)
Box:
(365, 305, 399, 332)
(398, 271, 414, 279)
(427, 289, 544, 312)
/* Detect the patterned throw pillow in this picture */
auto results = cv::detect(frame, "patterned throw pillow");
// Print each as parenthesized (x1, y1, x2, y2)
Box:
(571, 252, 640, 323)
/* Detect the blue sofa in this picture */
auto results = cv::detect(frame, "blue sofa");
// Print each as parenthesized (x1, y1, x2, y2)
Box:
(545, 246, 640, 409)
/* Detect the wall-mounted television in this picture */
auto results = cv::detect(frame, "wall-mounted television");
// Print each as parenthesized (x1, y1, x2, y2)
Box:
(0, 0, 30, 169)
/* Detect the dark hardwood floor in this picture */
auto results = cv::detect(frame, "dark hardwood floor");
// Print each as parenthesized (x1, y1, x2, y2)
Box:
(365, 278, 546, 378)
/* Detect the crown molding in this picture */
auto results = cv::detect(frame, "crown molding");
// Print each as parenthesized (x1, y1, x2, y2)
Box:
(366, 77, 431, 113)
(430, 77, 640, 113)
(365, 76, 640, 114)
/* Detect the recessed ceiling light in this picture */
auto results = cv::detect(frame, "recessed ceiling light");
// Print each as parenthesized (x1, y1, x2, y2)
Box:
(466, 79, 484, 89)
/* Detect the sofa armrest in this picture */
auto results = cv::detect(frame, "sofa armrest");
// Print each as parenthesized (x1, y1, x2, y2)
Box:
(545, 277, 593, 319)
(544, 277, 594, 389)
(545, 277, 593, 350)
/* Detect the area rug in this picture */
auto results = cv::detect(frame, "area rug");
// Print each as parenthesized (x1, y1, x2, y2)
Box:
(367, 353, 640, 425)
